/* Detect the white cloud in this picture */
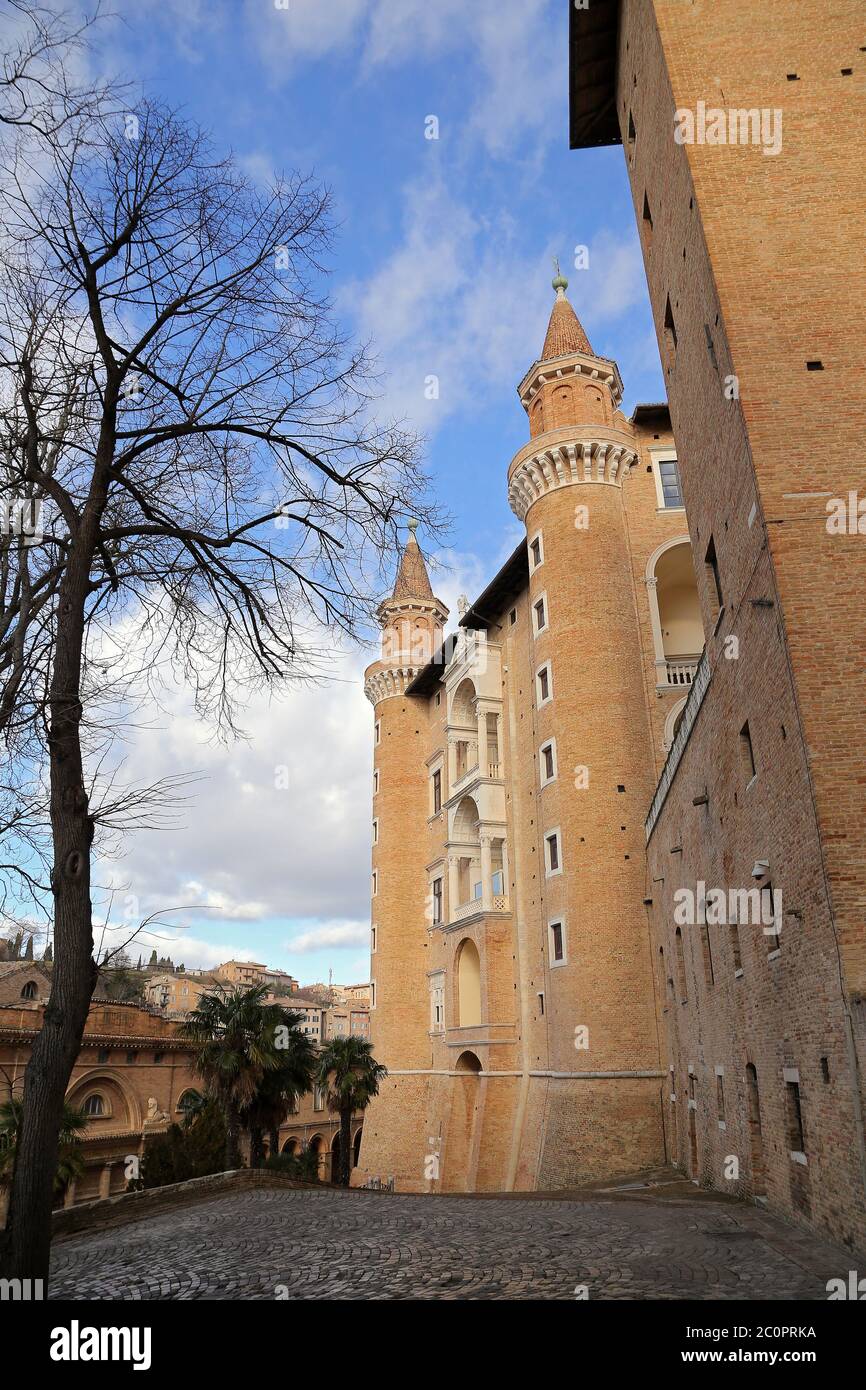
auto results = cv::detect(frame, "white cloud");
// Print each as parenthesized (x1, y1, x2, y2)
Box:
(245, 0, 369, 66)
(341, 176, 648, 439)
(242, 0, 563, 159)
(285, 919, 368, 953)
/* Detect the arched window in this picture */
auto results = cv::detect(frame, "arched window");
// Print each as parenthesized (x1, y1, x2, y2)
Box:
(177, 1089, 202, 1115)
(646, 538, 704, 690)
(20, 981, 37, 1000)
(82, 1093, 105, 1117)
(457, 938, 482, 1027)
(455, 1049, 482, 1074)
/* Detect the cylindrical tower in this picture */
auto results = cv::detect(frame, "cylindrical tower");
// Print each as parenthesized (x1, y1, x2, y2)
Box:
(508, 275, 664, 1181)
(354, 524, 448, 1186)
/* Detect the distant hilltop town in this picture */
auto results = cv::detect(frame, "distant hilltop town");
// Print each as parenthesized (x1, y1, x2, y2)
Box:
(0, 934, 373, 1205)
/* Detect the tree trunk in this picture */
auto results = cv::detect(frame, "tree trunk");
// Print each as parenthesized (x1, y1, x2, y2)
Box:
(268, 1126, 279, 1162)
(249, 1125, 264, 1169)
(0, 545, 99, 1281)
(339, 1107, 352, 1187)
(224, 1103, 242, 1171)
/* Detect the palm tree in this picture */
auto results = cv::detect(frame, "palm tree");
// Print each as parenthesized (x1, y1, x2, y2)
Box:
(179, 984, 286, 1171)
(316, 1037, 386, 1187)
(180, 985, 315, 1170)
(242, 1014, 317, 1167)
(0, 1096, 88, 1198)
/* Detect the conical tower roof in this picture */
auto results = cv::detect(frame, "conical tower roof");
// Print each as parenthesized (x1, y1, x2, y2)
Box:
(541, 269, 593, 360)
(391, 520, 433, 601)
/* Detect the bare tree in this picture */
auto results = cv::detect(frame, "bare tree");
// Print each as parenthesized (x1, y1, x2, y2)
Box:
(0, 68, 441, 1277)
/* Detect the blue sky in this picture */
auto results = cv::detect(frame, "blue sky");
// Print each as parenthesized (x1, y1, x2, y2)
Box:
(40, 0, 665, 986)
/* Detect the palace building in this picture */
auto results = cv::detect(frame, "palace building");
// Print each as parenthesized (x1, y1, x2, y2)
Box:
(357, 278, 702, 1196)
(357, 0, 866, 1259)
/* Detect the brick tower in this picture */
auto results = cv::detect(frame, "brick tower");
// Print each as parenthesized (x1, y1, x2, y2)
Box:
(505, 273, 665, 1184)
(356, 525, 449, 1185)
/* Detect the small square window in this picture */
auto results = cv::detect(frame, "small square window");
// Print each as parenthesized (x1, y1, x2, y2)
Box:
(549, 919, 566, 966)
(537, 663, 552, 706)
(529, 532, 544, 571)
(544, 829, 562, 877)
(533, 594, 547, 635)
(540, 739, 557, 786)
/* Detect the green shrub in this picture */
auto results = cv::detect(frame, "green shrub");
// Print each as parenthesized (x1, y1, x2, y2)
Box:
(264, 1147, 320, 1182)
(140, 1098, 230, 1190)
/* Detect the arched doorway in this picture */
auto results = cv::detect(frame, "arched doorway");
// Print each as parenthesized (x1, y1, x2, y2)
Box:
(444, 1051, 484, 1193)
(281, 1136, 299, 1156)
(330, 1131, 341, 1182)
(456, 939, 482, 1027)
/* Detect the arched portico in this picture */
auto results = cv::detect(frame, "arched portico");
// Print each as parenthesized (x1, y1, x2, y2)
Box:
(645, 536, 703, 688)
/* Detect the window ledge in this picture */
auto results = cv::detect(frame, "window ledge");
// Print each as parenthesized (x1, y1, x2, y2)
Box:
(734, 968, 744, 979)
(790, 1150, 808, 1167)
(767, 948, 782, 962)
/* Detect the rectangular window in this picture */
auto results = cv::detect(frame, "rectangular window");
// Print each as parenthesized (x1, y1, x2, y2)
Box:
(536, 663, 552, 706)
(374, 720, 381, 745)
(533, 594, 547, 635)
(429, 974, 445, 1032)
(763, 880, 781, 953)
(529, 532, 544, 571)
(371, 924, 377, 953)
(549, 919, 566, 966)
(642, 190, 653, 244)
(314, 1087, 325, 1112)
(372, 818, 379, 844)
(544, 829, 562, 877)
(371, 870, 378, 897)
(664, 294, 677, 366)
(432, 768, 442, 814)
(370, 981, 376, 1009)
(716, 1071, 726, 1121)
(432, 877, 443, 925)
(786, 1078, 805, 1154)
(491, 869, 504, 896)
(540, 739, 557, 786)
(657, 457, 683, 508)
(739, 721, 757, 782)
(537, 991, 545, 1016)
(373, 768, 379, 795)
(705, 536, 723, 614)
(700, 922, 715, 987)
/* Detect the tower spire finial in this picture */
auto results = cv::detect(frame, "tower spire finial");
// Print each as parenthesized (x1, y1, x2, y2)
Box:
(552, 255, 569, 296)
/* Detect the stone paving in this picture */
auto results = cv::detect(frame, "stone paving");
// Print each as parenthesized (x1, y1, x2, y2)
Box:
(47, 1172, 856, 1301)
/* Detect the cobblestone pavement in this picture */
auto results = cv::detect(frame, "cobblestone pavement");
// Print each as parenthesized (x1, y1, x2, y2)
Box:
(48, 1182, 853, 1301)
